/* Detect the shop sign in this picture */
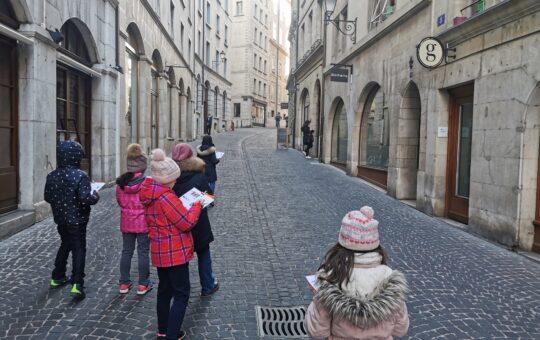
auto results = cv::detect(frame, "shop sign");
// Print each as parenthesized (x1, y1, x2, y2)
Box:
(281, 102, 289, 109)
(330, 67, 349, 83)
(437, 127, 448, 138)
(417, 37, 445, 68)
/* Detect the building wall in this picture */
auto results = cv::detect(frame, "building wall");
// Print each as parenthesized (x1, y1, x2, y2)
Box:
(0, 0, 233, 231)
(289, 0, 540, 251)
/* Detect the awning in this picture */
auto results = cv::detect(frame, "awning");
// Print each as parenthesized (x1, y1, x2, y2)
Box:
(57, 52, 102, 78)
(0, 23, 33, 45)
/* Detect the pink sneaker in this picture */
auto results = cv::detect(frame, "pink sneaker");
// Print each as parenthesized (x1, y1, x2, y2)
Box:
(137, 282, 154, 295)
(119, 283, 132, 294)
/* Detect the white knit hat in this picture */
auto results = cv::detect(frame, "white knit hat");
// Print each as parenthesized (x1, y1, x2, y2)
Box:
(150, 148, 181, 184)
(338, 206, 380, 251)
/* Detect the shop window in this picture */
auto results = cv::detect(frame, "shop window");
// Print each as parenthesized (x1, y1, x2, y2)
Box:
(234, 103, 241, 117)
(331, 99, 348, 164)
(363, 88, 389, 169)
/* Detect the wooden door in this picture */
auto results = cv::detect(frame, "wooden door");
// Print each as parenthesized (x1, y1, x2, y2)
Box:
(0, 38, 18, 214)
(446, 84, 474, 223)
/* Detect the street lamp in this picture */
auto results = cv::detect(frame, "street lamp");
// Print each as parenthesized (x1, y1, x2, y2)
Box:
(324, 0, 357, 43)
(212, 50, 227, 66)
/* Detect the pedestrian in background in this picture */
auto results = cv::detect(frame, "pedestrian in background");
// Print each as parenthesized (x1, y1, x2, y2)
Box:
(305, 206, 409, 340)
(302, 120, 311, 156)
(45, 140, 100, 299)
(304, 130, 314, 159)
(139, 149, 203, 340)
(172, 143, 220, 297)
(197, 135, 220, 196)
(115, 143, 152, 295)
(206, 115, 213, 135)
(285, 115, 289, 128)
(275, 112, 282, 128)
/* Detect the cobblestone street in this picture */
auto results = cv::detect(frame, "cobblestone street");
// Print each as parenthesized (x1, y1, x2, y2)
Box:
(1, 128, 540, 339)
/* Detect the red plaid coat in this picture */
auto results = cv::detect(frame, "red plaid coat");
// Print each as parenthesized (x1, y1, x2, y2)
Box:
(139, 177, 202, 268)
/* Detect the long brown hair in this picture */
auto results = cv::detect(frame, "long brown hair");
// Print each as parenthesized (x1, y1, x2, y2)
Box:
(318, 243, 389, 289)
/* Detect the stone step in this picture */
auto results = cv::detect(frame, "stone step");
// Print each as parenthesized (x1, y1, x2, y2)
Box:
(0, 210, 35, 240)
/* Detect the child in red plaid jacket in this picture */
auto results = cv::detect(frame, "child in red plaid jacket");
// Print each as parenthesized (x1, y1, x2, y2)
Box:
(140, 149, 203, 340)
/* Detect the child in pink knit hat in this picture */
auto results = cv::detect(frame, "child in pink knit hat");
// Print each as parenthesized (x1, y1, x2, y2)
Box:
(305, 206, 410, 340)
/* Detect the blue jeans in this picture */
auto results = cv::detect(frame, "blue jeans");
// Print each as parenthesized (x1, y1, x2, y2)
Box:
(197, 245, 216, 294)
(157, 263, 190, 339)
(209, 182, 216, 196)
(119, 233, 150, 286)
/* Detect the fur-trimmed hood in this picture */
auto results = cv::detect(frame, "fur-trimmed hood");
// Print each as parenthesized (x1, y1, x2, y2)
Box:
(197, 145, 216, 156)
(176, 156, 205, 173)
(317, 269, 408, 329)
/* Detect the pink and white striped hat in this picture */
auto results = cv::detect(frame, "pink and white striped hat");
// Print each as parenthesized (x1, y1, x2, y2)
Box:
(338, 206, 380, 251)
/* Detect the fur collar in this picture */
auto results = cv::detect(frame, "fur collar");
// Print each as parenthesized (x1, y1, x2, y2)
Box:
(317, 271, 408, 328)
(176, 157, 205, 173)
(197, 146, 216, 156)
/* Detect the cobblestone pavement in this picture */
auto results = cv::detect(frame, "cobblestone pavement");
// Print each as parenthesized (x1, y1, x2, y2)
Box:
(1, 128, 540, 339)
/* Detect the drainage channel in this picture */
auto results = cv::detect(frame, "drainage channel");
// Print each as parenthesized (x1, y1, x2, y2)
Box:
(255, 306, 308, 338)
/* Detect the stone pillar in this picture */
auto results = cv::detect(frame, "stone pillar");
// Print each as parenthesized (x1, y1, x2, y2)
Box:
(158, 73, 169, 150)
(17, 35, 57, 220)
(138, 57, 152, 154)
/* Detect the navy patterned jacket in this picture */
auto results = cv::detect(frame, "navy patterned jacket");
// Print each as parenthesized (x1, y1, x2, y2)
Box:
(44, 141, 99, 226)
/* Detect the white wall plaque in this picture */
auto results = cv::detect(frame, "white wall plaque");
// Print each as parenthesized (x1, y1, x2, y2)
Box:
(437, 127, 448, 138)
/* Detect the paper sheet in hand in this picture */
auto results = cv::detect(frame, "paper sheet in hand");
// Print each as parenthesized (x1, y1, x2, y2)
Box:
(306, 275, 319, 292)
(216, 151, 224, 159)
(91, 182, 105, 194)
(180, 188, 214, 208)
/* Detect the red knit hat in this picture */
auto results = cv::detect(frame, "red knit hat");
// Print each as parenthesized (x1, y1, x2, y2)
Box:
(172, 143, 193, 161)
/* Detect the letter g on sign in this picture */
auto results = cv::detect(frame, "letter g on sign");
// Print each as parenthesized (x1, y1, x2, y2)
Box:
(417, 37, 445, 68)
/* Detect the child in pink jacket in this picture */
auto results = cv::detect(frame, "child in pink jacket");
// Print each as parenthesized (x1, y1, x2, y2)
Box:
(305, 206, 409, 340)
(115, 144, 152, 295)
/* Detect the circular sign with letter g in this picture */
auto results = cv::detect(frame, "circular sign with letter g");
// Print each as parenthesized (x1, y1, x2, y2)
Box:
(417, 37, 445, 68)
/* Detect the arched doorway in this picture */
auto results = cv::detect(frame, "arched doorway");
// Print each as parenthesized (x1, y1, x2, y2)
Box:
(358, 85, 390, 189)
(222, 91, 227, 120)
(167, 67, 176, 138)
(301, 89, 310, 123)
(186, 86, 193, 140)
(150, 50, 163, 149)
(56, 19, 97, 176)
(125, 23, 145, 143)
(0, 1, 19, 213)
(393, 82, 421, 199)
(214, 86, 219, 131)
(178, 78, 185, 140)
(331, 98, 348, 167)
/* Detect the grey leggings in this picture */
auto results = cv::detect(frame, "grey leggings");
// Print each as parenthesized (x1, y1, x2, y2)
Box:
(119, 233, 150, 286)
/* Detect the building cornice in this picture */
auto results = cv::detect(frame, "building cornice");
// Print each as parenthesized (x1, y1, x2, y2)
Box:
(292, 39, 323, 78)
(436, 0, 540, 47)
(204, 65, 233, 86)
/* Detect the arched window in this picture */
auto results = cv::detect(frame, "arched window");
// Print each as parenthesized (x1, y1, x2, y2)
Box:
(362, 87, 389, 169)
(332, 99, 348, 164)
(125, 24, 144, 143)
(214, 86, 219, 119)
(301, 90, 310, 123)
(56, 20, 94, 175)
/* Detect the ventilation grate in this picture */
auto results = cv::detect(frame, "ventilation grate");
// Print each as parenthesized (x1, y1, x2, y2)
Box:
(255, 306, 308, 338)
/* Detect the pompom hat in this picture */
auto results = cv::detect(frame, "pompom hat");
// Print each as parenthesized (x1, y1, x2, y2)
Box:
(126, 143, 148, 173)
(338, 206, 380, 251)
(172, 143, 193, 161)
(150, 148, 181, 184)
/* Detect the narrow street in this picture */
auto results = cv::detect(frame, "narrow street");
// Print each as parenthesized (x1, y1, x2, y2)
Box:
(1, 128, 539, 339)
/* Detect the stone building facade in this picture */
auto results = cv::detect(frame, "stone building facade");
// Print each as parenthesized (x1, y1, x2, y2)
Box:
(288, 0, 540, 253)
(0, 0, 232, 237)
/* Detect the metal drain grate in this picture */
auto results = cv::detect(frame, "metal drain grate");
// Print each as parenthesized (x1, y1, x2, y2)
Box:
(255, 306, 308, 338)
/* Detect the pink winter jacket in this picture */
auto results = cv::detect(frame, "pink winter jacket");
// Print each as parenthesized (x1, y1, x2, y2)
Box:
(116, 174, 148, 234)
(305, 252, 410, 340)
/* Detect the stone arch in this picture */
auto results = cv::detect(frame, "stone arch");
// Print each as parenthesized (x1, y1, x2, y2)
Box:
(61, 18, 100, 64)
(151, 49, 164, 72)
(519, 83, 540, 252)
(126, 22, 145, 56)
(388, 81, 422, 199)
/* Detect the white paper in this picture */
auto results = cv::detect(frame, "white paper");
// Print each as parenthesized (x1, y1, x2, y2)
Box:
(216, 151, 224, 159)
(91, 182, 106, 194)
(180, 188, 214, 209)
(306, 275, 319, 292)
